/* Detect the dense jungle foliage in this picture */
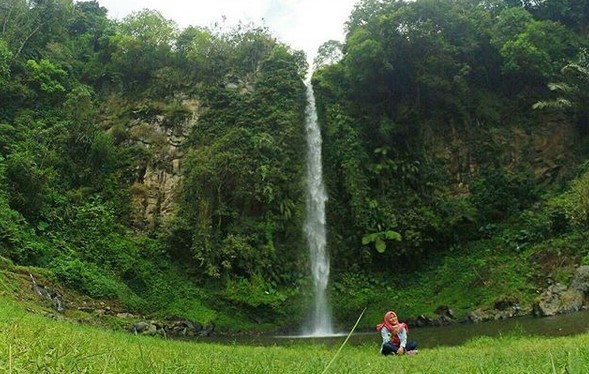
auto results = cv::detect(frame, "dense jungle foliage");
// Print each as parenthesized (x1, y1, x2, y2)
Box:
(1, 0, 589, 331)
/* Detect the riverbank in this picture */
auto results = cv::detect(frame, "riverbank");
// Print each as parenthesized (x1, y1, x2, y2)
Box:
(1, 297, 588, 373)
(3, 238, 587, 340)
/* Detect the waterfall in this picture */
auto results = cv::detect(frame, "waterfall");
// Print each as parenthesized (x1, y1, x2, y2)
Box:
(303, 81, 333, 336)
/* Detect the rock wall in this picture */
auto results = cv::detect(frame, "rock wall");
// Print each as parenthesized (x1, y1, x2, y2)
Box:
(131, 162, 182, 229)
(431, 118, 576, 196)
(129, 99, 199, 229)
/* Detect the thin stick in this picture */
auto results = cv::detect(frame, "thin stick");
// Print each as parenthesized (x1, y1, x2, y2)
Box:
(321, 307, 367, 374)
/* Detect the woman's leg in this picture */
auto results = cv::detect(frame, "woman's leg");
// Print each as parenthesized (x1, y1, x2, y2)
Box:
(381, 342, 398, 356)
(405, 340, 418, 351)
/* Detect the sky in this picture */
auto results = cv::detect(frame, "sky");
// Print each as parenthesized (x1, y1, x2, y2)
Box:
(94, 0, 359, 62)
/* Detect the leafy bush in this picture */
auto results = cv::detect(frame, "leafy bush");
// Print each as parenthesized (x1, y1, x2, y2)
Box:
(470, 168, 537, 225)
(57, 199, 141, 274)
(332, 272, 389, 323)
(499, 209, 553, 252)
(0, 182, 57, 265)
(0, 199, 26, 261)
(50, 256, 121, 299)
(5, 150, 47, 222)
(222, 274, 291, 322)
(163, 297, 217, 324)
(550, 167, 589, 228)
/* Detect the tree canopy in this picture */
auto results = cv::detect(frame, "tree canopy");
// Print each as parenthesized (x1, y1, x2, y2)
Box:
(1, 0, 589, 327)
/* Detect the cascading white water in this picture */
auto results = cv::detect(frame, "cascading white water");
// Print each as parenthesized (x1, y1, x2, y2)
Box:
(303, 81, 333, 336)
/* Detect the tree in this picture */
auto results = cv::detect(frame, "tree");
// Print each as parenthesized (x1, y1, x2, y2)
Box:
(24, 58, 67, 102)
(534, 0, 589, 31)
(69, 0, 108, 36)
(67, 0, 113, 83)
(534, 49, 589, 133)
(227, 25, 276, 77)
(4, 138, 49, 223)
(178, 26, 230, 84)
(0, 0, 75, 62)
(177, 37, 307, 281)
(498, 18, 579, 80)
(490, 6, 535, 50)
(0, 40, 14, 109)
(107, 9, 177, 91)
(342, 27, 392, 117)
(313, 40, 343, 70)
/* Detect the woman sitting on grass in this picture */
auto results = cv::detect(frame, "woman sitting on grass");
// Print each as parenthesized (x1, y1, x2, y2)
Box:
(377, 311, 418, 356)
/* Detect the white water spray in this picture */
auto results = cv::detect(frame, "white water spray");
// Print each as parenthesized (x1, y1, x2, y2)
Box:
(303, 81, 333, 336)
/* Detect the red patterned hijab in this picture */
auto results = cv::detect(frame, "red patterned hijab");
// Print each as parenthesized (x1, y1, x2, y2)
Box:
(376, 311, 398, 332)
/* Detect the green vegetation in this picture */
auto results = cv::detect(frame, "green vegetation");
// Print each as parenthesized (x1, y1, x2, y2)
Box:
(0, 299, 588, 373)
(1, 0, 589, 337)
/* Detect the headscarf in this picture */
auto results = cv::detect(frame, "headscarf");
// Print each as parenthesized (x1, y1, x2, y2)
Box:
(376, 311, 398, 332)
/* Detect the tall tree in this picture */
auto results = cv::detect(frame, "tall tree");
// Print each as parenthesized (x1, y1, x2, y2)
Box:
(0, 0, 74, 62)
(107, 9, 177, 91)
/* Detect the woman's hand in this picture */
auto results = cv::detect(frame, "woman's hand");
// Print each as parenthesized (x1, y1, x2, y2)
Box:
(397, 347, 405, 355)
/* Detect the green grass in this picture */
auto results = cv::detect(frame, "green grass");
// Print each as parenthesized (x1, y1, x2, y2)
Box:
(1, 298, 588, 373)
(332, 238, 539, 329)
(335, 230, 589, 330)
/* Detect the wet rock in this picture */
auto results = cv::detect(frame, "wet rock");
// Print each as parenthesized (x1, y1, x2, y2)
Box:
(95, 309, 107, 316)
(128, 318, 214, 338)
(116, 312, 134, 319)
(493, 297, 519, 311)
(559, 289, 584, 314)
(31, 281, 65, 313)
(414, 314, 433, 327)
(132, 321, 150, 334)
(533, 283, 566, 317)
(434, 305, 455, 325)
(533, 266, 589, 317)
(132, 321, 159, 335)
(199, 322, 215, 337)
(167, 319, 203, 337)
(463, 309, 485, 323)
(570, 265, 589, 294)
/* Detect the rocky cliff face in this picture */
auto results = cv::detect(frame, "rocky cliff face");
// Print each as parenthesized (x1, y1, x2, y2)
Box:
(126, 94, 576, 231)
(128, 99, 200, 229)
(432, 117, 576, 196)
(131, 162, 182, 229)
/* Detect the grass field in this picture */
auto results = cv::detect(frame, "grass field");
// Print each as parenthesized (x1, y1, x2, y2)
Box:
(1, 298, 588, 373)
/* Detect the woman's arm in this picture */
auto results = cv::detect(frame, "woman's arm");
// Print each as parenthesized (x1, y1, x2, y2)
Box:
(381, 327, 391, 345)
(397, 327, 408, 354)
(398, 327, 407, 348)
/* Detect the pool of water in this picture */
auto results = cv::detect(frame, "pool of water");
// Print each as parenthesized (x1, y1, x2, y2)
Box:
(198, 309, 589, 349)
(405, 308, 589, 348)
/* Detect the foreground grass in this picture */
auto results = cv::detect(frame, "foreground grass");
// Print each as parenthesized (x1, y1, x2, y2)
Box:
(0, 299, 588, 373)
